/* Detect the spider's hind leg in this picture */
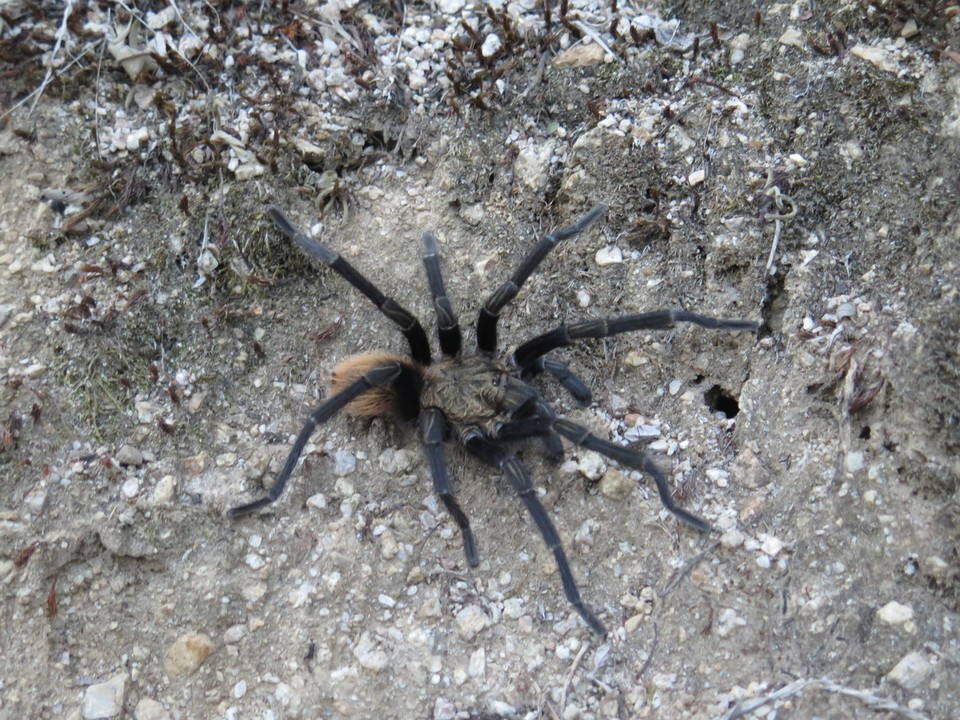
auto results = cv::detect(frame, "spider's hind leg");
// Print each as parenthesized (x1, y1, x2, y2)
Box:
(461, 428, 607, 637)
(228, 360, 404, 518)
(552, 418, 713, 533)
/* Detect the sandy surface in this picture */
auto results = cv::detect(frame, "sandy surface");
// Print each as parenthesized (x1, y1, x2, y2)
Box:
(1, 2, 958, 719)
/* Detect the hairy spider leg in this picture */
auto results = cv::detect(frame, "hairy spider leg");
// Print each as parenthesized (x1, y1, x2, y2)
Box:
(555, 419, 712, 533)
(421, 232, 462, 357)
(493, 389, 715, 531)
(460, 429, 607, 637)
(267, 206, 432, 366)
(227, 360, 404, 518)
(419, 407, 478, 565)
(476, 205, 607, 354)
(514, 309, 760, 372)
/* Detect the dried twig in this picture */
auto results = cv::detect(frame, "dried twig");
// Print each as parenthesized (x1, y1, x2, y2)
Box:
(718, 677, 931, 720)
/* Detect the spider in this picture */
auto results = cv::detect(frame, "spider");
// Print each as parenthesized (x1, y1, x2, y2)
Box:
(229, 204, 759, 637)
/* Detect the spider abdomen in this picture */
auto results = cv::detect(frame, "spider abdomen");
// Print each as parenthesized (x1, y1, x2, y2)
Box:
(330, 353, 425, 420)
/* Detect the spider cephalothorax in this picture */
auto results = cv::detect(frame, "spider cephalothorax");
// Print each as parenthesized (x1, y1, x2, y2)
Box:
(230, 204, 758, 636)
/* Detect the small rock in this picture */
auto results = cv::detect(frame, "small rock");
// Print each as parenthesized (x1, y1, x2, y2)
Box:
(576, 451, 607, 481)
(901, 19, 919, 38)
(688, 169, 706, 186)
(151, 475, 177, 505)
(434, 697, 457, 720)
(333, 450, 356, 476)
(720, 529, 746, 548)
(599, 469, 633, 501)
(468, 647, 486, 679)
(887, 651, 931, 689)
(134, 698, 170, 720)
(23, 487, 47, 514)
(850, 44, 899, 73)
(116, 444, 144, 467)
(760, 535, 784, 557)
(595, 246, 623, 266)
(514, 142, 553, 190)
(480, 33, 501, 58)
(244, 553, 266, 570)
(164, 632, 215, 678)
(459, 203, 486, 226)
(778, 27, 804, 48)
(306, 493, 327, 510)
(624, 613, 645, 634)
(552, 43, 606, 68)
(844, 451, 865, 474)
(181, 454, 205, 477)
(455, 604, 489, 640)
(223, 623, 247, 644)
(438, 0, 465, 13)
(717, 607, 746, 637)
(379, 448, 416, 474)
(83, 674, 126, 719)
(877, 601, 914, 626)
(353, 631, 389, 671)
(136, 400, 163, 423)
(668, 379, 682, 396)
(24, 363, 47, 379)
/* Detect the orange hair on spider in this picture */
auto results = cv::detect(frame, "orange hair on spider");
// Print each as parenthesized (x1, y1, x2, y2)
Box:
(329, 353, 423, 417)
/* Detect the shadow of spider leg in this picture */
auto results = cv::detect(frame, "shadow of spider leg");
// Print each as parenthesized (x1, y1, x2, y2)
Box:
(460, 428, 608, 637)
(227, 360, 403, 518)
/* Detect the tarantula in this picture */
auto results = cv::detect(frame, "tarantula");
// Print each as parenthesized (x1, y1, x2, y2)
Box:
(229, 204, 758, 636)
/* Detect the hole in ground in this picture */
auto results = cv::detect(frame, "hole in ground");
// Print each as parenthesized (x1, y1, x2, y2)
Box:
(704, 384, 740, 418)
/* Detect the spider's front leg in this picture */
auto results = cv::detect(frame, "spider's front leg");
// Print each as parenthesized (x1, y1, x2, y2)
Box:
(419, 407, 478, 566)
(228, 360, 403, 518)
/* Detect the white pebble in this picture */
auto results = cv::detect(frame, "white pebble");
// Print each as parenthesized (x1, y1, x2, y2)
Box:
(877, 601, 914, 626)
(576, 451, 607, 481)
(353, 632, 389, 671)
(887, 651, 931, 689)
(760, 535, 784, 557)
(244, 553, 266, 570)
(844, 451, 865, 474)
(233, 680, 247, 699)
(455, 605, 489, 640)
(83, 674, 127, 719)
(481, 33, 502, 58)
(668, 379, 682, 395)
(595, 246, 623, 266)
(333, 450, 356, 476)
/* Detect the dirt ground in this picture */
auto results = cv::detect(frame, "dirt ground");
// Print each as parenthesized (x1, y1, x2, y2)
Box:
(1, 1, 958, 719)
